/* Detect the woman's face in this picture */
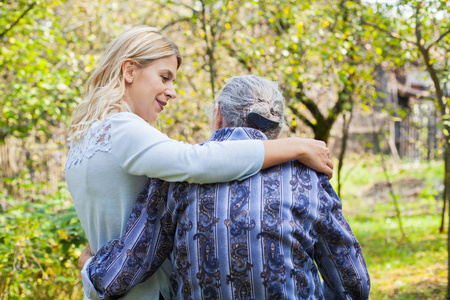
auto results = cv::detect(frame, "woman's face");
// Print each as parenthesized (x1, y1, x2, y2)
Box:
(124, 55, 178, 122)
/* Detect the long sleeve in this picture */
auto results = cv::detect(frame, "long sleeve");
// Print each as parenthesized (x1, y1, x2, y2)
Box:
(313, 175, 371, 299)
(85, 179, 175, 300)
(111, 113, 264, 183)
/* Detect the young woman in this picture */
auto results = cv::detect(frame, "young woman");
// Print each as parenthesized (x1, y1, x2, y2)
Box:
(65, 26, 333, 300)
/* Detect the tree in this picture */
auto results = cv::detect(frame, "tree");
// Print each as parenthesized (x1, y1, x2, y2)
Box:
(211, 0, 376, 144)
(362, 0, 450, 295)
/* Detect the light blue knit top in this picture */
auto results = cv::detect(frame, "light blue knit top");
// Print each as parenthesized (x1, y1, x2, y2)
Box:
(65, 112, 264, 300)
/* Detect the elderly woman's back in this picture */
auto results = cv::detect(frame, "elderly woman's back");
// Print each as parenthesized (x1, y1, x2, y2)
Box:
(164, 126, 370, 299)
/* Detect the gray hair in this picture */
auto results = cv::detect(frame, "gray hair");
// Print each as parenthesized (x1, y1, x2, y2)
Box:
(215, 75, 286, 139)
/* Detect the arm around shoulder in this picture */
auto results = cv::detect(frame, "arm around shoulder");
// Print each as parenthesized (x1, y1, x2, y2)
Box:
(111, 113, 265, 183)
(262, 137, 334, 178)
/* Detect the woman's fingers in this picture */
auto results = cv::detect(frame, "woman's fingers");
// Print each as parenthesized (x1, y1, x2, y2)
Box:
(297, 138, 333, 179)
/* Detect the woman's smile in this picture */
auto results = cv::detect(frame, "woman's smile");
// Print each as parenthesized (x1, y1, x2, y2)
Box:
(156, 99, 167, 110)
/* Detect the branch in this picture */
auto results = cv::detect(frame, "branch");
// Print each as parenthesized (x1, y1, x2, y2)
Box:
(294, 83, 326, 125)
(327, 86, 348, 127)
(329, 0, 347, 32)
(361, 19, 416, 46)
(415, 1, 424, 48)
(0, 2, 36, 40)
(198, 0, 217, 96)
(286, 103, 315, 129)
(160, 17, 192, 31)
(165, 0, 197, 13)
(427, 27, 450, 51)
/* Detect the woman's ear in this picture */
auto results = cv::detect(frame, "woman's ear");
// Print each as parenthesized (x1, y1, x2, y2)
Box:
(213, 105, 223, 130)
(122, 60, 135, 83)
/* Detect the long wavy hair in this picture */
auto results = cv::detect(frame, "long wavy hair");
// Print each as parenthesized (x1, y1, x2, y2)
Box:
(68, 26, 182, 142)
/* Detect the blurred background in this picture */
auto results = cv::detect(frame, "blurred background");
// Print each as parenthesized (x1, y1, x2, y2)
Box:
(0, 0, 448, 299)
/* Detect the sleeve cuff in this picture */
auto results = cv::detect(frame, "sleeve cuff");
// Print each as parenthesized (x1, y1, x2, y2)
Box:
(81, 257, 101, 300)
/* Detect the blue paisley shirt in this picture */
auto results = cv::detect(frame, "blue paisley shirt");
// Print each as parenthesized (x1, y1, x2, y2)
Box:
(84, 127, 371, 300)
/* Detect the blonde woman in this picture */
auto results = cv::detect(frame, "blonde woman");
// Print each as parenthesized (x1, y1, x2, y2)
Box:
(65, 26, 333, 300)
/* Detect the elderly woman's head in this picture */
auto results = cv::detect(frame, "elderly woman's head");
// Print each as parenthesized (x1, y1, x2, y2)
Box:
(214, 75, 286, 139)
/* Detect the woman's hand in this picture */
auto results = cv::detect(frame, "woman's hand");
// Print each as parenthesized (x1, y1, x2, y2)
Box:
(262, 137, 333, 179)
(296, 138, 333, 179)
(78, 243, 93, 270)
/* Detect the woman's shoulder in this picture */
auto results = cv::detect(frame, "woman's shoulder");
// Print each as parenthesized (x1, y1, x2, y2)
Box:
(107, 112, 167, 148)
(65, 113, 160, 169)
(109, 112, 147, 124)
(108, 112, 157, 135)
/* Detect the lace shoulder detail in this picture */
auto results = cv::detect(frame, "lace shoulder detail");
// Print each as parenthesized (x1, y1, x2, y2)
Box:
(65, 119, 113, 169)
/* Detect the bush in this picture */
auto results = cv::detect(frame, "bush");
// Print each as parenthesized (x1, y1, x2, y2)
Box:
(0, 181, 86, 299)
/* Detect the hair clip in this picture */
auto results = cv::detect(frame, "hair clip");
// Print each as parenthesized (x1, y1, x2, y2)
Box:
(247, 112, 280, 131)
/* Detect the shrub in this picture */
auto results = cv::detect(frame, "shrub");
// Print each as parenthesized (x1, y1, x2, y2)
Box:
(0, 181, 86, 299)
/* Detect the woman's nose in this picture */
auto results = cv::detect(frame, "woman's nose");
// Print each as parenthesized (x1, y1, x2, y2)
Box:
(165, 86, 177, 99)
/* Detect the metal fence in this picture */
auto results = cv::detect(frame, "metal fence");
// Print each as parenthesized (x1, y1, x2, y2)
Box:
(394, 100, 440, 161)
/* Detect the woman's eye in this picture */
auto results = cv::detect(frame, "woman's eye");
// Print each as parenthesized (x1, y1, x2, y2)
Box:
(162, 76, 169, 82)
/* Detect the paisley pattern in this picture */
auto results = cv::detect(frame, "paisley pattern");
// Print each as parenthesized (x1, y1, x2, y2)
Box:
(170, 182, 193, 300)
(86, 127, 370, 300)
(194, 184, 221, 299)
(258, 165, 285, 298)
(225, 180, 255, 300)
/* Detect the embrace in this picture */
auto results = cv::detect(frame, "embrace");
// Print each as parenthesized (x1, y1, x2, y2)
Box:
(65, 26, 370, 300)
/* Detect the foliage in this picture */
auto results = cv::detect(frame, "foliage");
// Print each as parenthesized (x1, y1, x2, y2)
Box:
(151, 0, 382, 142)
(0, 1, 80, 141)
(212, 0, 379, 142)
(0, 179, 86, 299)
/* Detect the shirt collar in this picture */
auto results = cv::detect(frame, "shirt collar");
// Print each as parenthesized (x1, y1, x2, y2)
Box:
(203, 127, 268, 144)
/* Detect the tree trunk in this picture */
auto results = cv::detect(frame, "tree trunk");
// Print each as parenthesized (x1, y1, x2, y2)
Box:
(441, 132, 448, 233)
(313, 126, 331, 143)
(445, 133, 450, 298)
(441, 182, 447, 233)
(337, 109, 353, 198)
(199, 0, 217, 97)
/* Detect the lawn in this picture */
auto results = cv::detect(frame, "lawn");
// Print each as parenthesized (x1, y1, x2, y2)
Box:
(333, 155, 447, 299)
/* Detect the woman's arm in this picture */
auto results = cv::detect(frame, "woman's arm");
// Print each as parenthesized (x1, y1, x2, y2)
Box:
(82, 179, 173, 300)
(262, 138, 333, 178)
(112, 113, 333, 183)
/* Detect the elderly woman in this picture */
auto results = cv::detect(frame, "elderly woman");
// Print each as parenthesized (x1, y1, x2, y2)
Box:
(81, 75, 370, 300)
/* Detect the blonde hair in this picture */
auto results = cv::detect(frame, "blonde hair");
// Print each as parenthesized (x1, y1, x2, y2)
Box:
(68, 26, 182, 142)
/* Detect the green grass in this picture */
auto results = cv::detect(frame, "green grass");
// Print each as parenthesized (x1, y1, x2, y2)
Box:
(333, 155, 446, 299)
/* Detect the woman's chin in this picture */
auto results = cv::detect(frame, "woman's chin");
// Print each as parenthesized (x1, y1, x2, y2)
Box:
(148, 116, 160, 124)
